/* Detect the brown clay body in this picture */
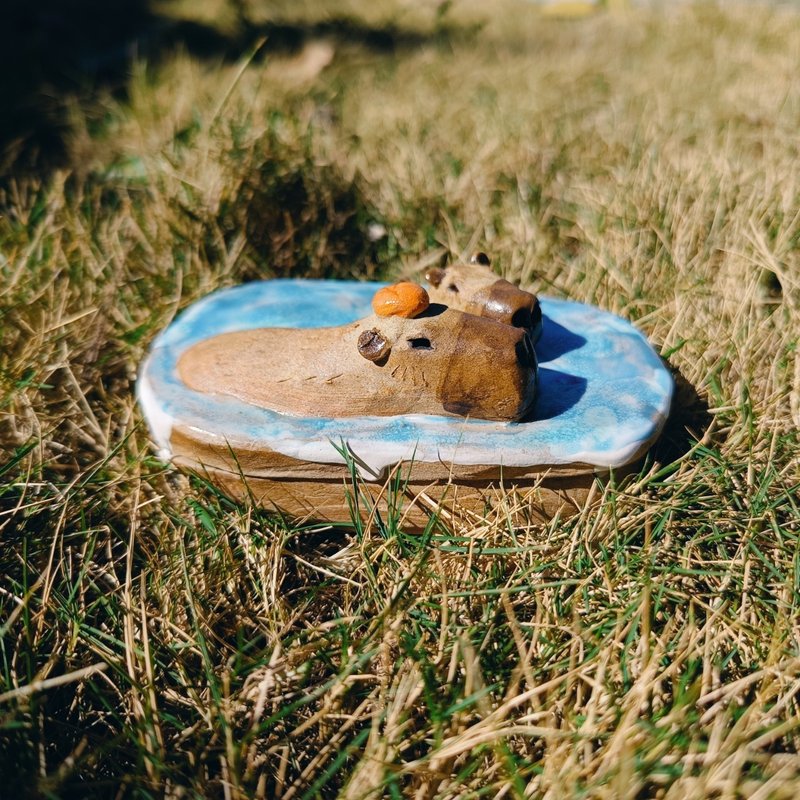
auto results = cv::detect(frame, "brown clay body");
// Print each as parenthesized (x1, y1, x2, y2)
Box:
(178, 304, 538, 421)
(425, 255, 542, 337)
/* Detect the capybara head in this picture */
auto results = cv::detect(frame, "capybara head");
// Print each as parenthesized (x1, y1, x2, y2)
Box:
(425, 253, 542, 334)
(355, 304, 538, 420)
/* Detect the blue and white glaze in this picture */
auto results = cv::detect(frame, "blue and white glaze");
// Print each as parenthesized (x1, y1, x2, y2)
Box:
(137, 280, 673, 478)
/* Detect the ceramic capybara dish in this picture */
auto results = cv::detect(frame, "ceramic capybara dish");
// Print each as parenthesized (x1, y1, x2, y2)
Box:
(138, 278, 673, 526)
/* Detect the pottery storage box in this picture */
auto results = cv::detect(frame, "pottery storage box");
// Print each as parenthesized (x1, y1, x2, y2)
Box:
(138, 280, 673, 527)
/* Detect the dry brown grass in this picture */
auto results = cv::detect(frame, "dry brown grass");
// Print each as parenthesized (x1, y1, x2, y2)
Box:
(1, 1, 799, 797)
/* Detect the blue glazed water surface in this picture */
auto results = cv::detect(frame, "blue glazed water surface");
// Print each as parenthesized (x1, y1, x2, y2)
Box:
(138, 280, 673, 476)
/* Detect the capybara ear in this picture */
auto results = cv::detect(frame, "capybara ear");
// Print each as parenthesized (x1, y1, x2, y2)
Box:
(470, 252, 491, 266)
(357, 329, 391, 363)
(425, 267, 446, 288)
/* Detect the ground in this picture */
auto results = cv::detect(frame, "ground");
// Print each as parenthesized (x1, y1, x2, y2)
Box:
(0, 1, 799, 797)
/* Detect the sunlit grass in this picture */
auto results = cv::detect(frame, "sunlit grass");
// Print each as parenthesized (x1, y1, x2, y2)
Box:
(1, 1, 799, 796)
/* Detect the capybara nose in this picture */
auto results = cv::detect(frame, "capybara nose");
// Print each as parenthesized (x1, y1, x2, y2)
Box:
(509, 292, 539, 330)
(473, 279, 541, 332)
(515, 330, 538, 370)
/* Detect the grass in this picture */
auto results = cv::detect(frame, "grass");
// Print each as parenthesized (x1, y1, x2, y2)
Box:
(1, 0, 799, 796)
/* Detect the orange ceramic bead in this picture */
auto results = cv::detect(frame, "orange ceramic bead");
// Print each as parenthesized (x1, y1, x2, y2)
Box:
(372, 282, 430, 319)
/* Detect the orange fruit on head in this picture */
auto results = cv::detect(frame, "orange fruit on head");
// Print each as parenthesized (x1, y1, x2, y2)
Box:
(372, 282, 430, 318)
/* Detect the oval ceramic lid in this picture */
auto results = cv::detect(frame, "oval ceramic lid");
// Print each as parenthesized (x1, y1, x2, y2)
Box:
(137, 280, 673, 478)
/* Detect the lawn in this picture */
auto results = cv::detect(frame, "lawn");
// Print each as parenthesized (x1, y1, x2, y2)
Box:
(1, 1, 799, 797)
